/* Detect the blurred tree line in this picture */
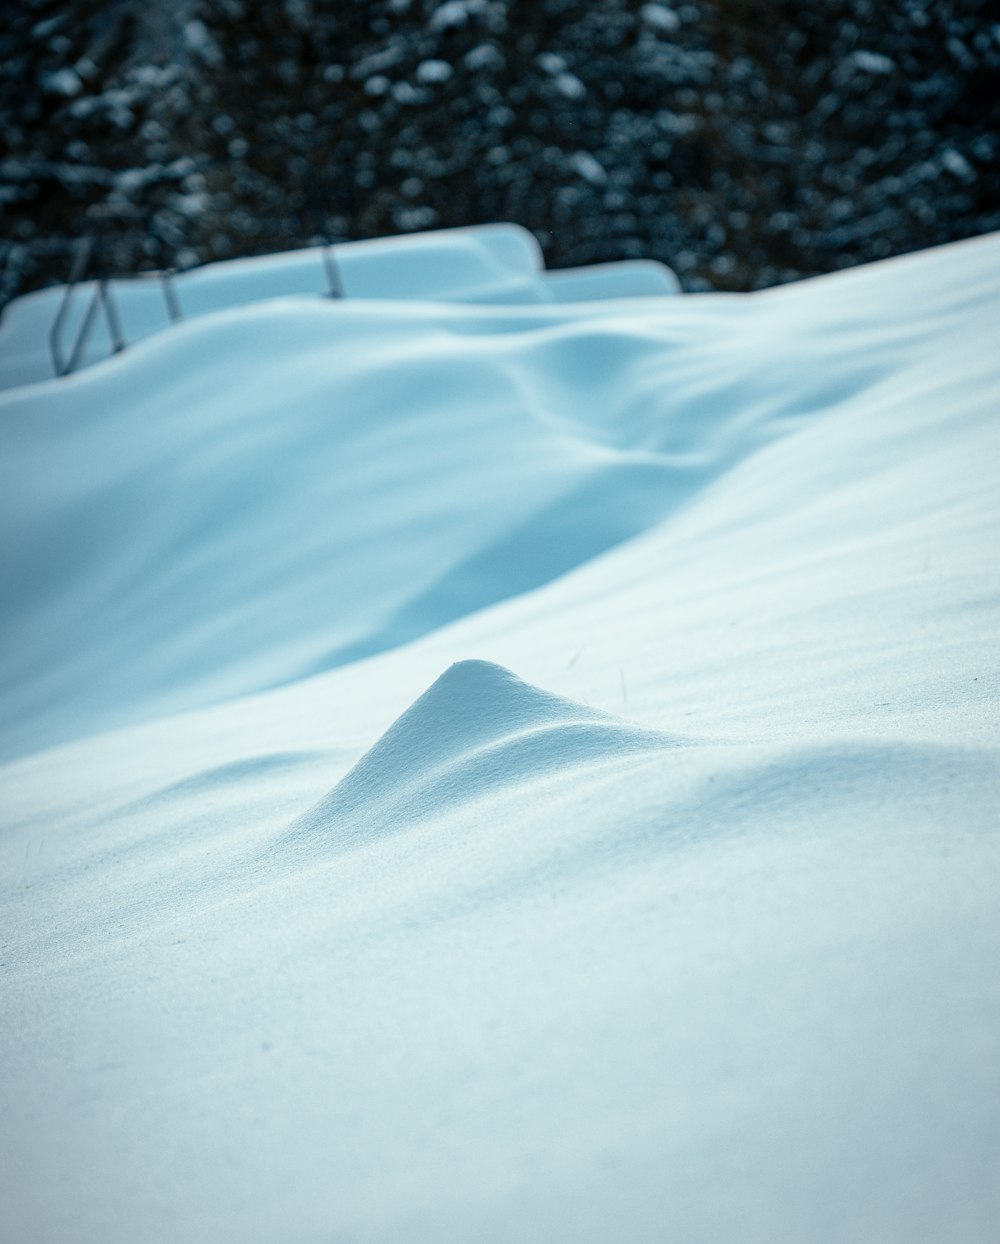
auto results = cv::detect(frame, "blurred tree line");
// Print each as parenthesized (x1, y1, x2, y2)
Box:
(1, 0, 997, 303)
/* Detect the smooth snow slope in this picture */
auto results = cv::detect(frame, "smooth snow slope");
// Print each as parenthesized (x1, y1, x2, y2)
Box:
(1, 227, 999, 1244)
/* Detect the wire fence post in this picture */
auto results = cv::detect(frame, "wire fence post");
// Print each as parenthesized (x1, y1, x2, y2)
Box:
(99, 278, 126, 354)
(160, 268, 182, 322)
(64, 287, 103, 376)
(321, 243, 343, 298)
(49, 236, 94, 378)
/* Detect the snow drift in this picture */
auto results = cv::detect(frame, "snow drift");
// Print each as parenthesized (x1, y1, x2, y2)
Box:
(278, 659, 681, 862)
(1, 224, 998, 1243)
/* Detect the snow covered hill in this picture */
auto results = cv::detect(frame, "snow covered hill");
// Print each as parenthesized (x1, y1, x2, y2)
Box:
(1, 225, 998, 1243)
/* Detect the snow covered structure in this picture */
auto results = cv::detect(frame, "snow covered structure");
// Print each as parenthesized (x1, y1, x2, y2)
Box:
(0, 225, 998, 1242)
(0, 223, 678, 390)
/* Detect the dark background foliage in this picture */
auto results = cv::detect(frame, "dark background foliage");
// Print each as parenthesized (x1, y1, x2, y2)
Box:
(2, 0, 997, 306)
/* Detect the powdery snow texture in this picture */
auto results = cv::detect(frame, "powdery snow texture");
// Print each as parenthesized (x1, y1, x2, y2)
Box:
(1, 225, 999, 1243)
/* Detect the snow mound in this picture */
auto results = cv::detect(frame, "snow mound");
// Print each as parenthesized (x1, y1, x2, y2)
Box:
(281, 660, 677, 859)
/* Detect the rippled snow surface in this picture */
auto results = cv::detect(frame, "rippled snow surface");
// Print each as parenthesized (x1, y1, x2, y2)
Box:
(1, 225, 998, 1243)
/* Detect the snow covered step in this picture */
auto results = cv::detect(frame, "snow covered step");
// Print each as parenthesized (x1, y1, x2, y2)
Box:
(174, 221, 543, 310)
(542, 259, 680, 300)
(0, 223, 547, 390)
(460, 259, 682, 305)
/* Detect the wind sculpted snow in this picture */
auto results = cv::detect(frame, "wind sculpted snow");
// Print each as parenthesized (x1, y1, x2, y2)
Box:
(2, 228, 997, 761)
(1, 226, 999, 1244)
(278, 660, 683, 862)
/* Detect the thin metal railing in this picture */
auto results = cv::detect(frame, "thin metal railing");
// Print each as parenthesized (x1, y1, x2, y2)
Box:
(321, 241, 344, 298)
(49, 238, 129, 379)
(48, 236, 94, 378)
(62, 281, 103, 376)
(160, 268, 182, 322)
(57, 278, 127, 378)
(49, 236, 344, 378)
(101, 278, 126, 355)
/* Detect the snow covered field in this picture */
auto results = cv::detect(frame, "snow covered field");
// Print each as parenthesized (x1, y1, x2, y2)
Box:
(1, 225, 998, 1242)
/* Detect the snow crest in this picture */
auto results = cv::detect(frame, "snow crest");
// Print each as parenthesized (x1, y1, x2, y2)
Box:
(280, 660, 678, 859)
